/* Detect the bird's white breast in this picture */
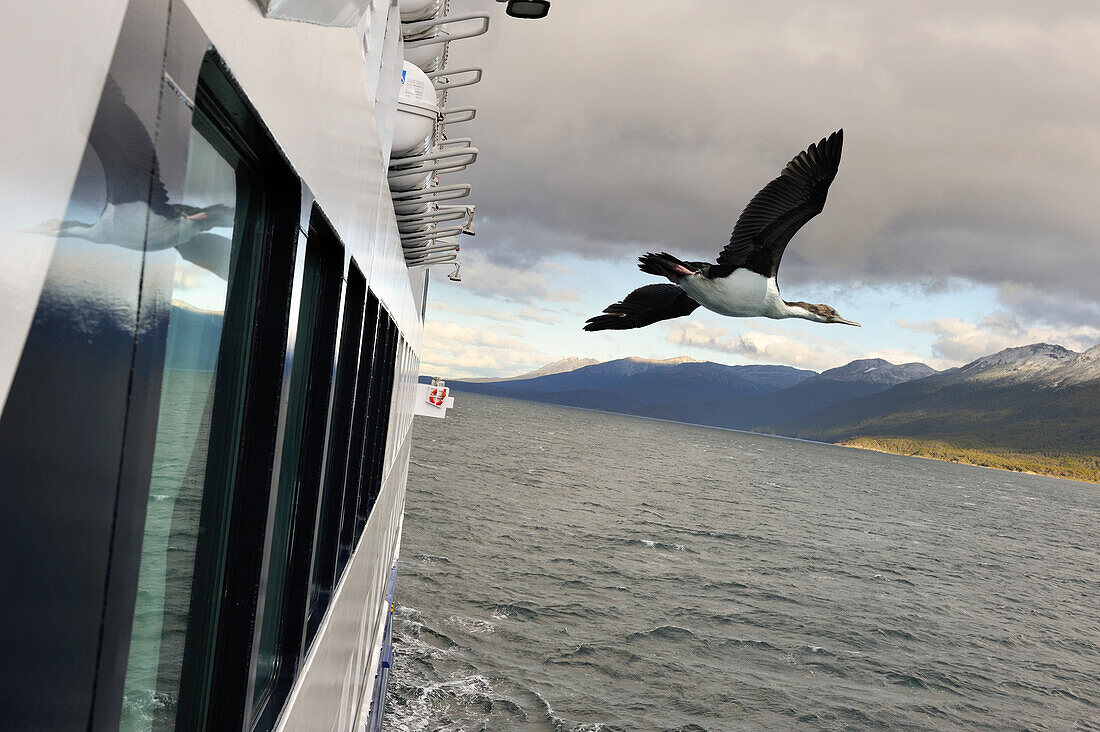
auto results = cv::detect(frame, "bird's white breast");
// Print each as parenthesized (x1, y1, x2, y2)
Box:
(679, 269, 780, 317)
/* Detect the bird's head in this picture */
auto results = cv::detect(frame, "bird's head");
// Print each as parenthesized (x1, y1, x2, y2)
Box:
(788, 301, 860, 326)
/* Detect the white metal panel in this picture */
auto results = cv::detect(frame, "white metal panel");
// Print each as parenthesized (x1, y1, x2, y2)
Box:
(359, 0, 391, 107)
(275, 434, 411, 731)
(185, 0, 422, 341)
(259, 0, 368, 27)
(0, 1, 132, 405)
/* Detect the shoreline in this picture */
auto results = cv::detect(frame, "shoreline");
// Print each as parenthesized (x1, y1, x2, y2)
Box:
(836, 438, 1100, 485)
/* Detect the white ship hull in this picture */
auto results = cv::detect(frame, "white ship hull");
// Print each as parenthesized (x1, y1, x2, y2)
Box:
(0, 1, 427, 729)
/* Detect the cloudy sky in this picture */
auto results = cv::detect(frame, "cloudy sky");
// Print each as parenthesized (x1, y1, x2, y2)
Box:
(418, 0, 1100, 378)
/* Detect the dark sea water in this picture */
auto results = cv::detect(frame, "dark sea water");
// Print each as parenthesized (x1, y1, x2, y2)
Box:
(385, 392, 1100, 731)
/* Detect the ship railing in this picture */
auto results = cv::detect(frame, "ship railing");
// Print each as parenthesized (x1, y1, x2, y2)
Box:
(391, 183, 471, 205)
(407, 253, 458, 268)
(401, 225, 465, 246)
(402, 13, 490, 47)
(427, 66, 483, 92)
(388, 141, 477, 180)
(394, 3, 488, 271)
(438, 106, 476, 126)
(395, 206, 468, 227)
(403, 240, 460, 256)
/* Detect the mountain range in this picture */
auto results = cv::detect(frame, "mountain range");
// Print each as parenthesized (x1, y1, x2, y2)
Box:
(637, 358, 936, 430)
(447, 356, 814, 413)
(459, 356, 600, 383)
(442, 344, 1100, 483)
(165, 301, 223, 371)
(777, 343, 1098, 440)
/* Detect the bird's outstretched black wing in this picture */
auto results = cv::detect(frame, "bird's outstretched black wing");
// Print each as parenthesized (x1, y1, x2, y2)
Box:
(714, 129, 843, 278)
(584, 284, 699, 331)
(91, 77, 172, 216)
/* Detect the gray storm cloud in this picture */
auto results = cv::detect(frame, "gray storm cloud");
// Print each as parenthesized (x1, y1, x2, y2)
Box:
(442, 1, 1100, 324)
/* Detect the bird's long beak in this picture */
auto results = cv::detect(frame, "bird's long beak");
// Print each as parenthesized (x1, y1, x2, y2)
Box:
(19, 219, 62, 236)
(831, 316, 861, 327)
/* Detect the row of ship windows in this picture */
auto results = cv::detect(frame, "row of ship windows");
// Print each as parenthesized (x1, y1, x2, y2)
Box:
(119, 55, 413, 731)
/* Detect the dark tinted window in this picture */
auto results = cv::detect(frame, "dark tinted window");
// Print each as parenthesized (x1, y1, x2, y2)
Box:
(306, 264, 366, 645)
(250, 210, 342, 727)
(123, 54, 301, 731)
(340, 295, 380, 553)
(121, 107, 241, 732)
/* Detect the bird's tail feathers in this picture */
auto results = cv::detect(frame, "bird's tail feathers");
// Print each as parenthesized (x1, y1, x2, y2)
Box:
(638, 252, 689, 280)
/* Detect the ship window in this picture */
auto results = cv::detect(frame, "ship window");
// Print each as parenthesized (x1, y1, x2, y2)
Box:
(340, 294, 380, 554)
(379, 322, 399, 469)
(353, 297, 386, 540)
(249, 208, 343, 727)
(123, 53, 301, 731)
(381, 325, 399, 479)
(120, 113, 241, 732)
(359, 319, 395, 504)
(306, 263, 366, 645)
(362, 318, 391, 512)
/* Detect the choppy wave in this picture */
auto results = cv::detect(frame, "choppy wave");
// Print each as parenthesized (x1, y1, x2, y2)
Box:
(386, 393, 1100, 731)
(625, 625, 696, 643)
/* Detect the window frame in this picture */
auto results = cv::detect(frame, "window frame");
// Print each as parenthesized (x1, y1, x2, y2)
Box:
(247, 208, 345, 731)
(305, 262, 367, 646)
(170, 53, 302, 732)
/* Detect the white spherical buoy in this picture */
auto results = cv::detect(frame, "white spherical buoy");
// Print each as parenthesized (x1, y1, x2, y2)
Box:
(388, 164, 433, 192)
(398, 0, 444, 23)
(391, 62, 438, 157)
(403, 32, 447, 73)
